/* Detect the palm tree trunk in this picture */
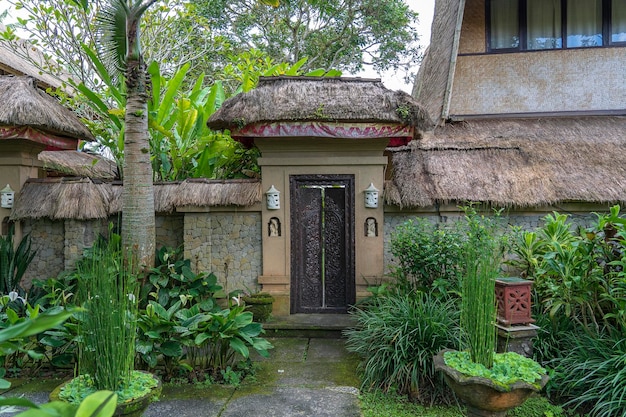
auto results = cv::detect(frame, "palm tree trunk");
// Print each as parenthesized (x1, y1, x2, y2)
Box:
(122, 18, 155, 271)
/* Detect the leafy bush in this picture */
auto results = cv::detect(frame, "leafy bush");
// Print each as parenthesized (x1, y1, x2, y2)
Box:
(389, 219, 464, 295)
(0, 224, 36, 294)
(510, 206, 626, 415)
(345, 291, 459, 405)
(140, 246, 222, 312)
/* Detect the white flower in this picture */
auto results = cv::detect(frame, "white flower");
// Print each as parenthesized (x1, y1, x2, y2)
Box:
(8, 291, 25, 304)
(127, 293, 136, 303)
(231, 295, 241, 306)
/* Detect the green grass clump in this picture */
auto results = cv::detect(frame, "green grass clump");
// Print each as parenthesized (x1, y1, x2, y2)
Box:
(359, 390, 463, 417)
(508, 395, 566, 417)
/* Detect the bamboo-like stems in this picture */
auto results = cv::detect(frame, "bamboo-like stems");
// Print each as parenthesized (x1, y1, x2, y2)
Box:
(77, 235, 138, 391)
(459, 206, 502, 369)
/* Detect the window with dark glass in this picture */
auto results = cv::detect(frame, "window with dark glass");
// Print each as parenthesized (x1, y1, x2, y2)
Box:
(487, 0, 626, 51)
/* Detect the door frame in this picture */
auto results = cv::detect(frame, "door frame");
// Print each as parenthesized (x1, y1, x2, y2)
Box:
(289, 174, 355, 313)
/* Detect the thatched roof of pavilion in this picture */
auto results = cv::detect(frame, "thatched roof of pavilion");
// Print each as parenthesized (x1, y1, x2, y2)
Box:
(0, 76, 94, 141)
(385, 116, 626, 208)
(38, 151, 118, 180)
(10, 178, 262, 220)
(208, 76, 434, 137)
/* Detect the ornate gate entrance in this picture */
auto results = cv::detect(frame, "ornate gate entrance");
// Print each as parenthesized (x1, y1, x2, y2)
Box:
(290, 175, 355, 313)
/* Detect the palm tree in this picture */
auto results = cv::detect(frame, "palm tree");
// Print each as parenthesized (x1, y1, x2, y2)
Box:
(74, 0, 278, 271)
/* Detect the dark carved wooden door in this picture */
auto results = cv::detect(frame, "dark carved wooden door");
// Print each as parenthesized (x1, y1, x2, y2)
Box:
(290, 175, 355, 313)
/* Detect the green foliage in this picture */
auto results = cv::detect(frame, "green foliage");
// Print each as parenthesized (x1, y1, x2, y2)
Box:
(551, 331, 626, 417)
(459, 206, 506, 368)
(141, 246, 222, 311)
(58, 371, 157, 405)
(0, 390, 117, 417)
(197, 0, 421, 78)
(0, 304, 75, 389)
(345, 291, 459, 405)
(147, 61, 259, 181)
(0, 224, 36, 294)
(511, 206, 626, 334)
(389, 218, 464, 295)
(75, 233, 138, 392)
(136, 246, 272, 380)
(508, 396, 566, 417)
(443, 351, 546, 390)
(510, 206, 626, 415)
(183, 302, 273, 373)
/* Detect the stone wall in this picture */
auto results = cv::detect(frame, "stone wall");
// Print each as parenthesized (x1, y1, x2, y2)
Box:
(22, 218, 65, 286)
(209, 213, 262, 294)
(156, 215, 184, 250)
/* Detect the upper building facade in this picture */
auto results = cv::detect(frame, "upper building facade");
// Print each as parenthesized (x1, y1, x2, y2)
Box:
(414, 0, 626, 123)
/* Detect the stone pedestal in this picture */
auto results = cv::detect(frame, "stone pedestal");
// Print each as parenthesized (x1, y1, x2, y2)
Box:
(496, 324, 539, 358)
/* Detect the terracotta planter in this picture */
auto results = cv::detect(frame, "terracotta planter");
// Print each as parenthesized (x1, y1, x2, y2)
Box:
(242, 292, 274, 322)
(50, 371, 162, 417)
(433, 350, 548, 417)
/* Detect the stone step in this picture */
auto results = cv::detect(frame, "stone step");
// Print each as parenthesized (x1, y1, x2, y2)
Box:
(262, 314, 356, 338)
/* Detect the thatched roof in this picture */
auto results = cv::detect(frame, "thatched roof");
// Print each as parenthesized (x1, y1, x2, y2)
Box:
(412, 0, 464, 125)
(0, 76, 94, 141)
(385, 116, 626, 208)
(208, 76, 434, 137)
(39, 151, 118, 180)
(0, 26, 73, 91)
(10, 178, 262, 220)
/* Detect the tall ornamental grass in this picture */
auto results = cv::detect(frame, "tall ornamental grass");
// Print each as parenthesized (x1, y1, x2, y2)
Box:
(76, 234, 138, 391)
(345, 291, 460, 405)
(459, 207, 504, 369)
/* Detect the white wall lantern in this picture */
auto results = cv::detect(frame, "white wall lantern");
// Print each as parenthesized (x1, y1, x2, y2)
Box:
(1, 184, 14, 209)
(266, 185, 280, 210)
(364, 183, 379, 208)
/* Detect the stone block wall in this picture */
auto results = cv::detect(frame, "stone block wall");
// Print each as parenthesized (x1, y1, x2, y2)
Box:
(209, 213, 262, 295)
(156, 215, 184, 250)
(182, 211, 262, 294)
(22, 218, 65, 287)
(64, 219, 111, 271)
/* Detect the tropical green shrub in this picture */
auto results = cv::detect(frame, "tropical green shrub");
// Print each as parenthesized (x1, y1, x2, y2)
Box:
(135, 299, 186, 379)
(511, 207, 626, 334)
(345, 291, 459, 405)
(0, 224, 36, 294)
(0, 301, 75, 389)
(389, 218, 464, 295)
(140, 246, 223, 312)
(180, 302, 273, 376)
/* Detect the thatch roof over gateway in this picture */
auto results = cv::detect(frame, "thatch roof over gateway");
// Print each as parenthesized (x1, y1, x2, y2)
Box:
(10, 178, 262, 221)
(207, 76, 434, 137)
(0, 76, 94, 141)
(38, 151, 118, 180)
(385, 116, 626, 208)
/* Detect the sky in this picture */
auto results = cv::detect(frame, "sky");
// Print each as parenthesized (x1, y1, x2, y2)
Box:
(355, 0, 436, 92)
(0, 0, 436, 92)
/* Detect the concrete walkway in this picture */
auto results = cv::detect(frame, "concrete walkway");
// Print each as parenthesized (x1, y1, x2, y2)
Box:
(3, 337, 363, 417)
